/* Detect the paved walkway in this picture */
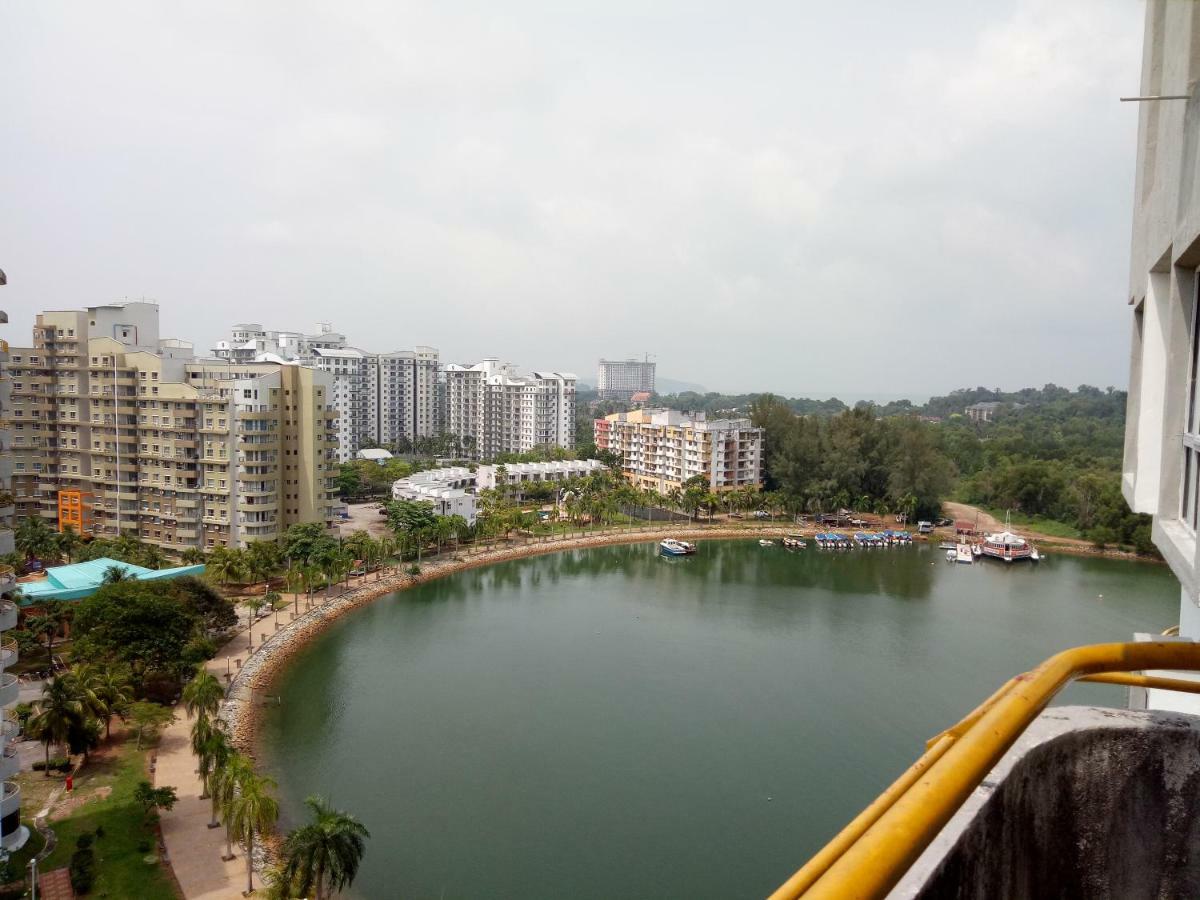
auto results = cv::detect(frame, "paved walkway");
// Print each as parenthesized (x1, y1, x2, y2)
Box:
(38, 867, 73, 899)
(156, 587, 325, 899)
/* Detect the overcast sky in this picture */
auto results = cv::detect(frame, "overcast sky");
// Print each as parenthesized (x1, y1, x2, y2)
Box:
(1, 1, 1145, 399)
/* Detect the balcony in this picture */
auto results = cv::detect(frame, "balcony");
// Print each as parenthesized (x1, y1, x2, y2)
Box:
(0, 746, 19, 782)
(0, 639, 16, 670)
(0, 674, 18, 709)
(0, 781, 19, 822)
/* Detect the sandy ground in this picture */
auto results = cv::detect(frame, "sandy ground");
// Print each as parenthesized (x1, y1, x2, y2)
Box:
(338, 501, 393, 539)
(939, 500, 1144, 557)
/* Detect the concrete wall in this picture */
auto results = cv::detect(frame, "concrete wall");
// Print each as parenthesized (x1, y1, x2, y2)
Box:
(892, 706, 1200, 899)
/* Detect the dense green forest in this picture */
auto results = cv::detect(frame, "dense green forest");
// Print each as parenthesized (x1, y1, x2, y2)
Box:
(741, 384, 1149, 551)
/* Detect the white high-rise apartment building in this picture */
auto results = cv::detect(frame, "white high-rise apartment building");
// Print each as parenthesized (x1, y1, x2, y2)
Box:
(1123, 0, 1200, 653)
(214, 324, 439, 461)
(598, 357, 656, 399)
(444, 358, 576, 459)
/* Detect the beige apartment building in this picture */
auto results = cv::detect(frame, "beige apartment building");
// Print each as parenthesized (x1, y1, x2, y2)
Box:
(10, 302, 339, 551)
(595, 408, 762, 493)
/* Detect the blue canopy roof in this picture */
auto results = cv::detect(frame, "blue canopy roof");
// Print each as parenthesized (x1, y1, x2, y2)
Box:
(18, 558, 206, 604)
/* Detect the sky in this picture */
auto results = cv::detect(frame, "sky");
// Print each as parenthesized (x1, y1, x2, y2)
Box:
(0, 1, 1146, 399)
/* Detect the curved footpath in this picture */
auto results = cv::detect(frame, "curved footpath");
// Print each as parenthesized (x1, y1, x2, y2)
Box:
(157, 525, 794, 898)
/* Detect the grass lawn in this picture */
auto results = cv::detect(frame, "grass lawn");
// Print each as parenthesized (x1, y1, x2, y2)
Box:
(25, 729, 178, 899)
(982, 508, 1084, 540)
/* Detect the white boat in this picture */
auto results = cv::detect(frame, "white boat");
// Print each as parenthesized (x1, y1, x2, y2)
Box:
(782, 535, 807, 549)
(946, 549, 957, 561)
(972, 544, 982, 557)
(759, 539, 774, 547)
(660, 539, 696, 556)
(980, 530, 1036, 563)
(955, 543, 974, 564)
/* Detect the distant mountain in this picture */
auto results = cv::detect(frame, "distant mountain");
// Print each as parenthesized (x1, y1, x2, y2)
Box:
(656, 376, 707, 394)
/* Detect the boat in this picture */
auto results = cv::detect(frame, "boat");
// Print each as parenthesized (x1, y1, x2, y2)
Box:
(946, 549, 957, 561)
(782, 535, 807, 549)
(979, 530, 1036, 563)
(660, 539, 696, 556)
(938, 541, 958, 551)
(759, 539, 775, 547)
(972, 544, 982, 557)
(955, 543, 974, 564)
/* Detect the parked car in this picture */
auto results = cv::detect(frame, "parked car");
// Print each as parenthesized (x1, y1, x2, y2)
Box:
(754, 510, 770, 519)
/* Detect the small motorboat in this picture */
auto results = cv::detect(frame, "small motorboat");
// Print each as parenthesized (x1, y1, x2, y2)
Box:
(759, 539, 775, 547)
(946, 549, 957, 561)
(955, 543, 974, 564)
(660, 539, 696, 556)
(971, 544, 982, 557)
(938, 542, 957, 551)
(782, 535, 806, 548)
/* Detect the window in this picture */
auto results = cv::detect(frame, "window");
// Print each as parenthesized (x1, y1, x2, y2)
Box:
(1185, 272, 1200, 530)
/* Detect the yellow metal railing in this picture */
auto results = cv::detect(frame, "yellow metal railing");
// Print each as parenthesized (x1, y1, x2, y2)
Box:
(769, 641, 1200, 900)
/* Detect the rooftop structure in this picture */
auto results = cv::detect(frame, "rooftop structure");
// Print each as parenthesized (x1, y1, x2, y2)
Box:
(18, 557, 206, 603)
(474, 459, 605, 491)
(356, 448, 394, 464)
(392, 467, 476, 524)
(595, 408, 762, 493)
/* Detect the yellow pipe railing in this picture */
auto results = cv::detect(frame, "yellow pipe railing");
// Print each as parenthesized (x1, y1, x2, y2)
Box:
(769, 641, 1200, 900)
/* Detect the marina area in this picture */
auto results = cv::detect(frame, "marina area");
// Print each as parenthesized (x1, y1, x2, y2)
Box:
(257, 539, 1178, 899)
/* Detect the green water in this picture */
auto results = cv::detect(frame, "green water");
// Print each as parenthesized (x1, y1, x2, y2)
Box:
(258, 541, 1178, 899)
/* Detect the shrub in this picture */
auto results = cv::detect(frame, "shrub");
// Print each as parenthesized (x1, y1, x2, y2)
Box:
(136, 839, 151, 854)
(407, 564, 421, 576)
(32, 756, 70, 772)
(69, 847, 95, 894)
(75, 833, 94, 850)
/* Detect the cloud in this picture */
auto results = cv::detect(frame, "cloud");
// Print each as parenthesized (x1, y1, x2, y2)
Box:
(0, 0, 1144, 397)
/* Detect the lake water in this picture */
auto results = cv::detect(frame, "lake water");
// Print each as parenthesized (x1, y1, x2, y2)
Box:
(258, 540, 1178, 899)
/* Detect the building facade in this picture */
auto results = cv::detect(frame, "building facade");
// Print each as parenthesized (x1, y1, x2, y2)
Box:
(598, 357, 656, 399)
(0, 274, 26, 851)
(444, 359, 576, 459)
(1123, 0, 1200, 646)
(474, 459, 606, 492)
(595, 408, 762, 493)
(213, 324, 439, 461)
(392, 466, 477, 525)
(11, 304, 339, 551)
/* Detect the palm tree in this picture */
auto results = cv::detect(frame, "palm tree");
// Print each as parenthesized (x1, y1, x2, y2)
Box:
(280, 795, 371, 900)
(212, 751, 255, 860)
(102, 563, 134, 584)
(246, 541, 281, 594)
(55, 525, 82, 563)
(244, 597, 267, 649)
(182, 668, 225, 722)
(28, 676, 84, 774)
(181, 547, 207, 565)
(206, 546, 248, 588)
(80, 663, 133, 740)
(191, 713, 231, 802)
(15, 516, 58, 561)
(225, 771, 280, 894)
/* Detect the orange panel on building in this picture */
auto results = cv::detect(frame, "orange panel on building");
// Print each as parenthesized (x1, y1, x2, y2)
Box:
(57, 490, 90, 534)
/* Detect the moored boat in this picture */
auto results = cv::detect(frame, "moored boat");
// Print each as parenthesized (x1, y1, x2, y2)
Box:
(660, 539, 696, 556)
(759, 539, 774, 547)
(782, 535, 807, 549)
(979, 530, 1036, 563)
(955, 543, 974, 564)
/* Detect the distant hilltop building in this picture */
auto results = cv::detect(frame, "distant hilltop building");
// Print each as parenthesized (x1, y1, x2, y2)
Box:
(444, 358, 576, 460)
(595, 408, 762, 493)
(964, 401, 1024, 423)
(598, 357, 656, 399)
(213, 323, 438, 462)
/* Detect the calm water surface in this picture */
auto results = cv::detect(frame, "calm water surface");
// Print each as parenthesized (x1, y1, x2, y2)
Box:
(258, 541, 1177, 899)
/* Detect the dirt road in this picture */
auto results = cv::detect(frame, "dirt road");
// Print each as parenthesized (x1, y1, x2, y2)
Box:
(941, 501, 1095, 550)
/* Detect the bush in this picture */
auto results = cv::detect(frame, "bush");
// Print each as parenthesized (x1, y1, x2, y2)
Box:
(181, 636, 218, 667)
(75, 833, 94, 850)
(136, 839, 151, 854)
(32, 756, 70, 772)
(407, 564, 421, 576)
(69, 847, 95, 894)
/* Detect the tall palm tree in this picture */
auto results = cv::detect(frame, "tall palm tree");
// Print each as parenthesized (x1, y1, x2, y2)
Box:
(55, 525, 82, 563)
(212, 751, 255, 860)
(181, 547, 207, 565)
(102, 564, 134, 584)
(206, 546, 248, 588)
(200, 728, 232, 828)
(280, 795, 371, 900)
(80, 663, 133, 740)
(225, 771, 280, 894)
(27, 676, 84, 774)
(182, 668, 224, 722)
